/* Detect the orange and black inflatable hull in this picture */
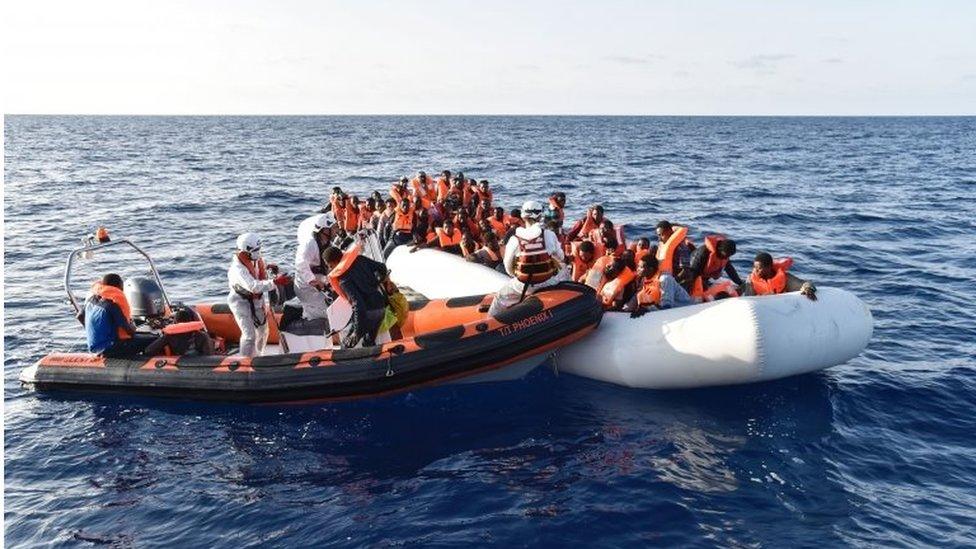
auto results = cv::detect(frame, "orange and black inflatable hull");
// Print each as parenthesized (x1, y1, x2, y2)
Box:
(26, 283, 602, 403)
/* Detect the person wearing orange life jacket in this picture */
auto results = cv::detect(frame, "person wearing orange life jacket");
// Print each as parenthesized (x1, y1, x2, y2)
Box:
(328, 192, 349, 226)
(143, 306, 214, 357)
(436, 170, 453, 202)
(411, 171, 437, 208)
(322, 245, 389, 348)
(571, 240, 598, 283)
(655, 220, 694, 287)
(741, 252, 817, 300)
(590, 219, 624, 257)
(342, 196, 361, 233)
(546, 192, 567, 232)
(382, 199, 417, 258)
(625, 254, 694, 317)
(359, 197, 378, 231)
(409, 218, 464, 254)
(377, 197, 398, 245)
(488, 200, 567, 317)
(390, 177, 410, 204)
(566, 204, 607, 241)
(487, 207, 508, 240)
(599, 257, 640, 310)
(629, 237, 653, 263)
(687, 235, 744, 302)
(474, 180, 493, 208)
(229, 233, 290, 357)
(459, 232, 478, 259)
(76, 273, 151, 357)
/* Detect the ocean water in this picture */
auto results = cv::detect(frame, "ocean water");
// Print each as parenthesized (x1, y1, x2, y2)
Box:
(4, 115, 976, 547)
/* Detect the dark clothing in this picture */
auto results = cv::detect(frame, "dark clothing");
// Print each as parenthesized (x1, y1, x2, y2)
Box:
(143, 331, 215, 357)
(80, 296, 131, 354)
(382, 230, 414, 259)
(101, 334, 156, 358)
(688, 247, 744, 288)
(336, 256, 388, 345)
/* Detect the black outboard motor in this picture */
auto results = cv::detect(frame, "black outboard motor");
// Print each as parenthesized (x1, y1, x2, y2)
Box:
(124, 276, 166, 321)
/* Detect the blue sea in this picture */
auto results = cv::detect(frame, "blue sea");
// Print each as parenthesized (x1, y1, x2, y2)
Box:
(4, 116, 975, 547)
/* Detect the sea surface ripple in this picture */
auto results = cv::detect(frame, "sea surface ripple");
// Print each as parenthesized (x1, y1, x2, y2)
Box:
(4, 116, 976, 547)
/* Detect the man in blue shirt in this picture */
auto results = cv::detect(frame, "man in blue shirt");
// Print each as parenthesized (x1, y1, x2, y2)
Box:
(77, 274, 149, 357)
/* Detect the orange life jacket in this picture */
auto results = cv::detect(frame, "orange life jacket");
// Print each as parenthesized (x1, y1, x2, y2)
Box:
(655, 225, 688, 275)
(342, 205, 360, 232)
(359, 205, 376, 230)
(489, 217, 507, 239)
(749, 258, 793, 295)
(390, 184, 409, 203)
(637, 276, 662, 307)
(327, 244, 362, 303)
(436, 179, 451, 202)
(234, 253, 269, 299)
(476, 188, 492, 206)
(393, 207, 414, 232)
(600, 267, 636, 308)
(435, 228, 463, 248)
(412, 178, 437, 208)
(91, 282, 133, 340)
(690, 234, 732, 300)
(513, 231, 558, 284)
(572, 253, 596, 283)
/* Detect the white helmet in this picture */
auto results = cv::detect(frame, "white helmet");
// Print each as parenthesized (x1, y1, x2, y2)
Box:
(236, 233, 262, 257)
(521, 200, 544, 221)
(313, 214, 334, 232)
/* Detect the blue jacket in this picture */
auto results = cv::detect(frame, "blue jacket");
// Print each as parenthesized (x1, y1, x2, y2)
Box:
(83, 296, 129, 354)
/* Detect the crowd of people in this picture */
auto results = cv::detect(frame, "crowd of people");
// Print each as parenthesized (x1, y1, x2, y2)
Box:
(78, 169, 816, 359)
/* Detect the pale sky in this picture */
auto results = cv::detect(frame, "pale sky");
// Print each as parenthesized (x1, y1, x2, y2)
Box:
(3, 0, 975, 115)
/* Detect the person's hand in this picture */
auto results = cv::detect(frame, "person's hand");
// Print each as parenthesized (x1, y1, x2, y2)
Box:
(408, 246, 419, 254)
(630, 307, 648, 319)
(800, 282, 817, 301)
(273, 274, 291, 286)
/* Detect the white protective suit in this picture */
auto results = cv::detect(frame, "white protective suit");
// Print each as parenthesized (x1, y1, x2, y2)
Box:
(227, 254, 277, 357)
(294, 215, 332, 320)
(488, 221, 568, 316)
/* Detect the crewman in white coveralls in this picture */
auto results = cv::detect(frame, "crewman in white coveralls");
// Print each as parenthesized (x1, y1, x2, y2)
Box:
(228, 233, 282, 357)
(294, 214, 337, 320)
(488, 200, 568, 317)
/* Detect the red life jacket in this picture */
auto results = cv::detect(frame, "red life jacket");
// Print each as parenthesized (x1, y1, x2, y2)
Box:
(749, 258, 793, 295)
(91, 282, 133, 340)
(162, 320, 206, 335)
(235, 252, 268, 300)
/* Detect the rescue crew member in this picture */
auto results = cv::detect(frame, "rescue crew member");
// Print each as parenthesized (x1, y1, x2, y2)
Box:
(488, 200, 567, 317)
(144, 306, 214, 357)
(228, 233, 289, 357)
(294, 214, 338, 321)
(625, 254, 694, 317)
(741, 252, 817, 300)
(323, 246, 390, 348)
(688, 235, 743, 301)
(77, 273, 152, 357)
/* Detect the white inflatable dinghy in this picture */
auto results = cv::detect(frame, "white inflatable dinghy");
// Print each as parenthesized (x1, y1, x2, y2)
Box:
(386, 246, 873, 389)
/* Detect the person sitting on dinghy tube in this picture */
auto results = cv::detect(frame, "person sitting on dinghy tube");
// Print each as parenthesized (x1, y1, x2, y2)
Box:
(294, 214, 338, 321)
(741, 252, 817, 300)
(77, 273, 153, 358)
(323, 245, 389, 348)
(624, 254, 694, 317)
(687, 235, 743, 302)
(488, 200, 567, 317)
(229, 233, 290, 357)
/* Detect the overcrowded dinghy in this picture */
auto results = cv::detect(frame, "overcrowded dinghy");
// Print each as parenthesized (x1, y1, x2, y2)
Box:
(20, 237, 602, 403)
(386, 246, 873, 389)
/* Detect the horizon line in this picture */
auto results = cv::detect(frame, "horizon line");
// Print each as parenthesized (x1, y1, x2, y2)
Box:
(5, 113, 976, 118)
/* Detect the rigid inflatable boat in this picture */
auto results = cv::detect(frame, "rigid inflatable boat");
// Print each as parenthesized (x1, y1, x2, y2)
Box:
(386, 247, 874, 389)
(21, 238, 602, 403)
